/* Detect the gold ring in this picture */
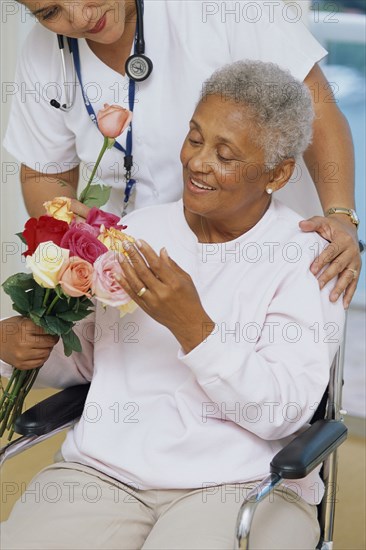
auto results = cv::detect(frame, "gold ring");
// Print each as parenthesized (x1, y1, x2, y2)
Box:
(137, 286, 147, 297)
(346, 268, 358, 279)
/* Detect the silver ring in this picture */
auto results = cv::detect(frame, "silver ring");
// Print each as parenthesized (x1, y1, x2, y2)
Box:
(137, 286, 147, 297)
(346, 268, 358, 279)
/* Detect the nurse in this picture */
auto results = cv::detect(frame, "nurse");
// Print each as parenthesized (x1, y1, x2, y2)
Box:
(4, 0, 361, 307)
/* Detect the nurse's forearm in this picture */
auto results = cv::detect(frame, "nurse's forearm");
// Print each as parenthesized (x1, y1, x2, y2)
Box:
(303, 65, 356, 218)
(20, 164, 79, 218)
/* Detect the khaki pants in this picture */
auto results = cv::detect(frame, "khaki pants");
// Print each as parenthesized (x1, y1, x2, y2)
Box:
(1, 462, 319, 550)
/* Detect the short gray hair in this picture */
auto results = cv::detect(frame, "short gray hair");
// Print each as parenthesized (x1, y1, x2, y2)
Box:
(201, 61, 314, 170)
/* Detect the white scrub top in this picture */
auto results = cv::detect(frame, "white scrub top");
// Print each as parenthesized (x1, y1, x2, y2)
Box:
(4, 0, 326, 217)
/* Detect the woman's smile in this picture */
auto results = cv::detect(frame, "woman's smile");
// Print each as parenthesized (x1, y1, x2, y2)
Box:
(187, 177, 217, 193)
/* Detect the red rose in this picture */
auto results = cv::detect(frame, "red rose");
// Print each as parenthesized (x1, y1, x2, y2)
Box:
(61, 225, 108, 264)
(86, 207, 127, 231)
(22, 216, 69, 257)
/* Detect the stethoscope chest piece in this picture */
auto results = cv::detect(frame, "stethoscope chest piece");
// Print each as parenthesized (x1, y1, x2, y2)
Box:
(125, 54, 153, 82)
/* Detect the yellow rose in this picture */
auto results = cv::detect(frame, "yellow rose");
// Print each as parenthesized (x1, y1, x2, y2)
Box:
(118, 301, 138, 318)
(98, 227, 134, 254)
(26, 242, 69, 288)
(43, 196, 74, 224)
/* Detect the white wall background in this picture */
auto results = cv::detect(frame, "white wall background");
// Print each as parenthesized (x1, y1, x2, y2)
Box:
(1, 1, 34, 316)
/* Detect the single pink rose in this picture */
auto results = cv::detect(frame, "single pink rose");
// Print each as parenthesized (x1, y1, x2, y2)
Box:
(86, 207, 127, 231)
(58, 257, 94, 298)
(61, 225, 108, 264)
(92, 251, 132, 308)
(97, 104, 133, 138)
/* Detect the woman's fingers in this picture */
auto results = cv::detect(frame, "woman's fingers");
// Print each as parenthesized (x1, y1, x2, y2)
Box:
(30, 335, 59, 350)
(299, 216, 333, 242)
(70, 199, 91, 220)
(135, 240, 175, 281)
(310, 243, 340, 277)
(118, 244, 160, 299)
(343, 277, 359, 309)
(300, 215, 361, 307)
(327, 264, 359, 304)
(135, 240, 187, 281)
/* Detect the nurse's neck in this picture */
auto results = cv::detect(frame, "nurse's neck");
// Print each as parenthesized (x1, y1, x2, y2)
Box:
(86, 5, 137, 76)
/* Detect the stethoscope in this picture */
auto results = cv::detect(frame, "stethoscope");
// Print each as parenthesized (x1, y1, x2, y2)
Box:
(50, 0, 153, 214)
(51, 0, 152, 111)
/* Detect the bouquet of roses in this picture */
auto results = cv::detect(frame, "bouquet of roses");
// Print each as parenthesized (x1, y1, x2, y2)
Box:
(0, 104, 134, 440)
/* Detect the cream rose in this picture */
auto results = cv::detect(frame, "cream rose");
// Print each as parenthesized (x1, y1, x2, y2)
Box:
(43, 196, 74, 224)
(26, 241, 69, 288)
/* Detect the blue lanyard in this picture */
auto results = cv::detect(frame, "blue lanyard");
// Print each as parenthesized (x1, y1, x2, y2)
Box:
(70, 38, 136, 214)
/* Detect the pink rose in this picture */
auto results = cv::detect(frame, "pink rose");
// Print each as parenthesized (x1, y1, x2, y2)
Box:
(92, 251, 133, 308)
(69, 220, 99, 237)
(97, 104, 133, 138)
(58, 257, 94, 298)
(86, 207, 127, 231)
(61, 225, 108, 264)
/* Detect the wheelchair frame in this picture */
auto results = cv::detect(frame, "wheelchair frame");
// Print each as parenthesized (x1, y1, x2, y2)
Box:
(0, 341, 348, 550)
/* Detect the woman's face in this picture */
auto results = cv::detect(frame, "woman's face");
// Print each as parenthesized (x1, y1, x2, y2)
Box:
(20, 1, 134, 44)
(181, 95, 275, 226)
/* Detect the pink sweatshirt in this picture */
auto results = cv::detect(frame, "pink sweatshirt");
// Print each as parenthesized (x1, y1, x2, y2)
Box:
(2, 200, 345, 504)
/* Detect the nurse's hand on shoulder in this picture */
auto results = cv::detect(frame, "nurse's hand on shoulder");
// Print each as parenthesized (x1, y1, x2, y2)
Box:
(0, 317, 59, 370)
(299, 214, 361, 309)
(115, 240, 215, 354)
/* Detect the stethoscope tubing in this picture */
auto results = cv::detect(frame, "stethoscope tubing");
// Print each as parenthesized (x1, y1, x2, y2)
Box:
(53, 0, 149, 111)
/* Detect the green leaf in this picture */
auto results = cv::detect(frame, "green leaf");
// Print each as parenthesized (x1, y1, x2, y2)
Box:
(75, 308, 94, 320)
(82, 184, 111, 208)
(30, 307, 47, 318)
(29, 311, 43, 326)
(51, 298, 72, 314)
(4, 286, 32, 312)
(15, 232, 27, 245)
(31, 285, 47, 311)
(61, 330, 82, 356)
(78, 298, 94, 310)
(2, 273, 35, 293)
(12, 305, 30, 317)
(57, 310, 85, 322)
(3, 274, 37, 310)
(44, 316, 72, 336)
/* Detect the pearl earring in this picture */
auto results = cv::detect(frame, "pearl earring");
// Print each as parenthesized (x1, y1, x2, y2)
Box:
(266, 188, 273, 195)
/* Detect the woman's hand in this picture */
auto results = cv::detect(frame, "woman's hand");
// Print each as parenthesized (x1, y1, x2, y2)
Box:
(115, 240, 215, 354)
(0, 317, 59, 370)
(299, 214, 361, 308)
(69, 199, 91, 222)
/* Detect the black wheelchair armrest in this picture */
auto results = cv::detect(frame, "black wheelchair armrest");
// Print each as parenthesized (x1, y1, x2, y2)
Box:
(270, 419, 347, 479)
(14, 383, 91, 437)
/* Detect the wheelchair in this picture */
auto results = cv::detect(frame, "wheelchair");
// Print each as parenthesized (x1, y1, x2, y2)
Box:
(0, 337, 349, 550)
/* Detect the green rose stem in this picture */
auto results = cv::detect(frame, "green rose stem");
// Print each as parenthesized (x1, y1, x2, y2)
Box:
(79, 136, 115, 203)
(6, 368, 40, 441)
(0, 291, 60, 440)
(42, 288, 51, 308)
(46, 294, 60, 315)
(0, 369, 27, 438)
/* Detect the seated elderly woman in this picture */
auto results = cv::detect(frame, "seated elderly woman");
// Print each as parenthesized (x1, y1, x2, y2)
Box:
(2, 61, 344, 550)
